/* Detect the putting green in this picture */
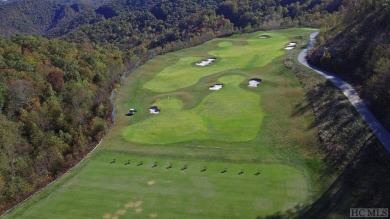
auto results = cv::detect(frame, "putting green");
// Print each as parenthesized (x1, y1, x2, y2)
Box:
(3, 28, 323, 219)
(143, 33, 287, 92)
(122, 75, 264, 144)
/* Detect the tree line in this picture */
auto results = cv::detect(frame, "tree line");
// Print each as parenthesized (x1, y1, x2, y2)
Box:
(0, 34, 124, 211)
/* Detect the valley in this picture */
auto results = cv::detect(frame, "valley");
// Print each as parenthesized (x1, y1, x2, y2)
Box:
(3, 28, 322, 219)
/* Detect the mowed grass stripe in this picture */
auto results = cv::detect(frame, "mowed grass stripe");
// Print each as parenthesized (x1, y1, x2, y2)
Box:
(4, 153, 308, 219)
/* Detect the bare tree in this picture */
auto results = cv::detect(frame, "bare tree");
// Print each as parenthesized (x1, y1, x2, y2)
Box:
(6, 80, 34, 116)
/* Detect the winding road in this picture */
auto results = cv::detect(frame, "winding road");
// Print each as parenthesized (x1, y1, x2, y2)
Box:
(298, 32, 390, 153)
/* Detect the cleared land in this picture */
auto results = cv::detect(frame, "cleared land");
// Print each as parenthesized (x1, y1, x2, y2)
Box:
(3, 28, 323, 219)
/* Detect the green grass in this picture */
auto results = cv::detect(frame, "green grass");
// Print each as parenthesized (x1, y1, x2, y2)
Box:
(3, 28, 324, 219)
(144, 31, 288, 92)
(122, 75, 264, 144)
(6, 153, 307, 219)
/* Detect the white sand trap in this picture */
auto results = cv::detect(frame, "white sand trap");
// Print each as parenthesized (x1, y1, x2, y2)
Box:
(259, 35, 269, 39)
(135, 208, 143, 214)
(102, 213, 112, 219)
(134, 201, 143, 208)
(115, 209, 126, 216)
(209, 84, 223, 91)
(150, 213, 158, 218)
(288, 42, 297, 47)
(196, 58, 215, 67)
(284, 46, 295, 50)
(125, 202, 134, 209)
(147, 180, 155, 186)
(248, 79, 262, 88)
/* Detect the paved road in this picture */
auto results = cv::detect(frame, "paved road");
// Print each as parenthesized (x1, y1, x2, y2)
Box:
(298, 32, 390, 153)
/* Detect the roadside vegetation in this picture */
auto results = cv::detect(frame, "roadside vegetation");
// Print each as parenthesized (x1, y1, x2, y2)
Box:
(273, 40, 390, 219)
(308, 0, 390, 130)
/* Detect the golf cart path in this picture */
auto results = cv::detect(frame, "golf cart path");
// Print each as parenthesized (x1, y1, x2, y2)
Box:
(298, 32, 390, 153)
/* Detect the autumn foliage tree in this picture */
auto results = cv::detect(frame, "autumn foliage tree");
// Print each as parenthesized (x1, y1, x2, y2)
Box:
(47, 71, 65, 92)
(308, 0, 390, 129)
(0, 35, 124, 211)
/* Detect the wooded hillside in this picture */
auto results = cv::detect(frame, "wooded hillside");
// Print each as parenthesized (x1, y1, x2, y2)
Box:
(308, 0, 390, 129)
(0, 35, 124, 211)
(0, 0, 344, 38)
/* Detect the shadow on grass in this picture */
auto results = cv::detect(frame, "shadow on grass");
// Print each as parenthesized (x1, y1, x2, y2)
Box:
(258, 139, 390, 219)
(270, 63, 390, 218)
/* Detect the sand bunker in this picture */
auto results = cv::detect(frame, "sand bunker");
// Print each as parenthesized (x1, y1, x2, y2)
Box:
(248, 78, 262, 88)
(288, 42, 297, 47)
(209, 84, 223, 91)
(147, 180, 155, 186)
(259, 35, 270, 39)
(196, 58, 215, 67)
(285, 42, 297, 50)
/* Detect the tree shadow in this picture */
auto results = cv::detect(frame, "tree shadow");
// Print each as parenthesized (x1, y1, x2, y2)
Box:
(259, 137, 390, 219)
(261, 63, 390, 218)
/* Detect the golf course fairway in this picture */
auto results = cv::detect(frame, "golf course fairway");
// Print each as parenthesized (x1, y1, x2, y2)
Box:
(3, 28, 324, 219)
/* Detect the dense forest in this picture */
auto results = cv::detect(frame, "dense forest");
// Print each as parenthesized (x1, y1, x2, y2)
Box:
(62, 0, 343, 56)
(0, 0, 348, 214)
(0, 0, 105, 37)
(308, 0, 390, 130)
(0, 35, 125, 210)
(0, 0, 344, 39)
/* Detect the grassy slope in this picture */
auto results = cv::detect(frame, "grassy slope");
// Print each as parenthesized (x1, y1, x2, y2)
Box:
(3, 28, 323, 219)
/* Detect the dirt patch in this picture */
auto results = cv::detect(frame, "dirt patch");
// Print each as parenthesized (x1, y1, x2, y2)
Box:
(134, 201, 143, 208)
(125, 202, 134, 209)
(102, 213, 112, 219)
(150, 213, 158, 218)
(135, 208, 143, 214)
(115, 209, 126, 216)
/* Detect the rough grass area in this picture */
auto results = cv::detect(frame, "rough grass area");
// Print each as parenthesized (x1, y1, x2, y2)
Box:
(3, 28, 325, 219)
